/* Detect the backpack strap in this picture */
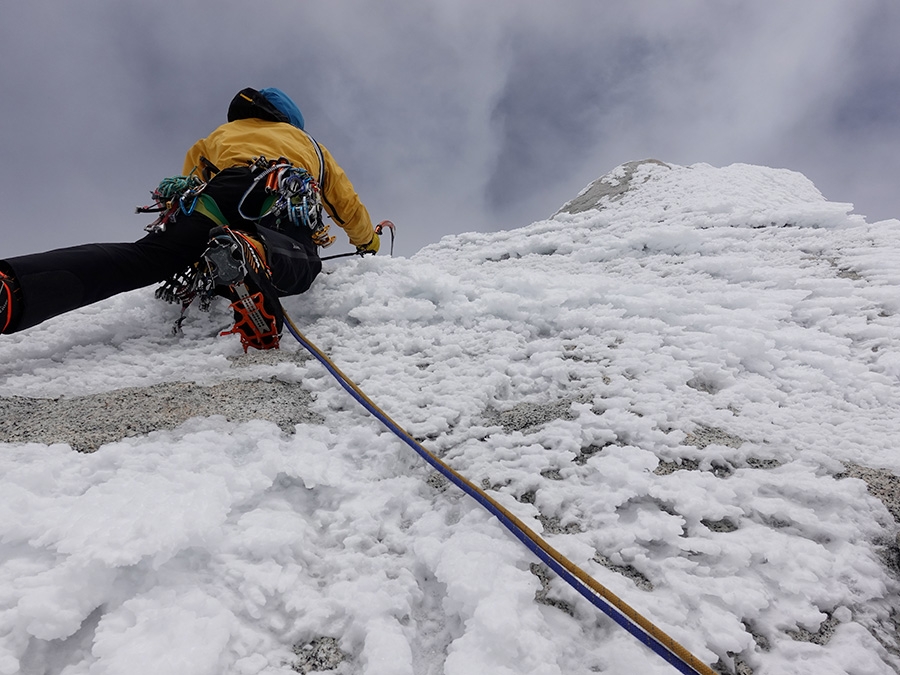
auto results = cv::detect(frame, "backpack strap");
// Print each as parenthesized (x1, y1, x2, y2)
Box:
(300, 129, 347, 225)
(300, 129, 325, 187)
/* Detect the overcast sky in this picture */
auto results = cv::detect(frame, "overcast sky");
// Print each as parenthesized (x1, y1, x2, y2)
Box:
(1, 1, 898, 258)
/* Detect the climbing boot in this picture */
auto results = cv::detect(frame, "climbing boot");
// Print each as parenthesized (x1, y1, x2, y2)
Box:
(201, 227, 283, 351)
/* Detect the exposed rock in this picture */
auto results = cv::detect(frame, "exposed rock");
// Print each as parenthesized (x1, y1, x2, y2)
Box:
(557, 159, 670, 215)
(0, 379, 322, 452)
(291, 636, 347, 674)
(836, 463, 900, 525)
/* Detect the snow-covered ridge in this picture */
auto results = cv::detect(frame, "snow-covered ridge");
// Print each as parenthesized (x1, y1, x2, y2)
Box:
(1, 161, 899, 675)
(558, 159, 862, 229)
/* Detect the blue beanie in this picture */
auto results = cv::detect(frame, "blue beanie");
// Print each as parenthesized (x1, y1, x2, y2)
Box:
(259, 88, 305, 130)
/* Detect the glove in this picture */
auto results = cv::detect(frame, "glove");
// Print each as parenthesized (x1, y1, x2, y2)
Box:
(356, 231, 380, 255)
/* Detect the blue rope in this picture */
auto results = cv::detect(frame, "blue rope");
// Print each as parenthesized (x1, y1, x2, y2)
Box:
(282, 313, 713, 675)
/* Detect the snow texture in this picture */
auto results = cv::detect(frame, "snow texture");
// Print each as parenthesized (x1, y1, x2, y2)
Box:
(2, 160, 900, 674)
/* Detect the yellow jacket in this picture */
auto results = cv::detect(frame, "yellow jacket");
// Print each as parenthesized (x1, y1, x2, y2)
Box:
(182, 118, 375, 247)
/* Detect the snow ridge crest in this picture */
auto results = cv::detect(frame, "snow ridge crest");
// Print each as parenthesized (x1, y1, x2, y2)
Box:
(555, 159, 862, 232)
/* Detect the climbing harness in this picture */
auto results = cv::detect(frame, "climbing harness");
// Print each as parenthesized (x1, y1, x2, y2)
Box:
(281, 311, 716, 675)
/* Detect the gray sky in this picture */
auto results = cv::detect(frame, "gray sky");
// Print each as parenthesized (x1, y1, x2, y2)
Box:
(1, 0, 898, 258)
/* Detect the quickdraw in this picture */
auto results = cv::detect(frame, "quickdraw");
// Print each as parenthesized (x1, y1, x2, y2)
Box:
(239, 157, 335, 248)
(136, 173, 206, 233)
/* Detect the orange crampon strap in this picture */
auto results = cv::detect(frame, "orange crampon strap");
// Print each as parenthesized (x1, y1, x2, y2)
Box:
(230, 230, 269, 271)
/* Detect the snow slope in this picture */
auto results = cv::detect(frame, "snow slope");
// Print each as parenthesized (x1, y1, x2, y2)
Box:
(1, 160, 899, 675)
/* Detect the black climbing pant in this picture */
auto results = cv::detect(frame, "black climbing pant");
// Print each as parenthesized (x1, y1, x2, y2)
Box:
(2, 167, 322, 333)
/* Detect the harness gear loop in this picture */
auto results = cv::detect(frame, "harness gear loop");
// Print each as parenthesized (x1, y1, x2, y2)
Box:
(238, 156, 335, 248)
(136, 172, 207, 233)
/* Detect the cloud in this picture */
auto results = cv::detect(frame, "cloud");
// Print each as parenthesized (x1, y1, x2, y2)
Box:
(0, 0, 898, 260)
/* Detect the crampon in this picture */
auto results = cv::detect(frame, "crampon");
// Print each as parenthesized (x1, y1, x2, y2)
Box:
(221, 289, 281, 351)
(202, 227, 283, 352)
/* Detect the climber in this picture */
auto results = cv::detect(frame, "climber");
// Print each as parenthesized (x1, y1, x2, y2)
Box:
(0, 87, 383, 350)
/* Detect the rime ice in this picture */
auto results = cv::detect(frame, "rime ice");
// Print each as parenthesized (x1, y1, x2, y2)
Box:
(1, 161, 899, 674)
